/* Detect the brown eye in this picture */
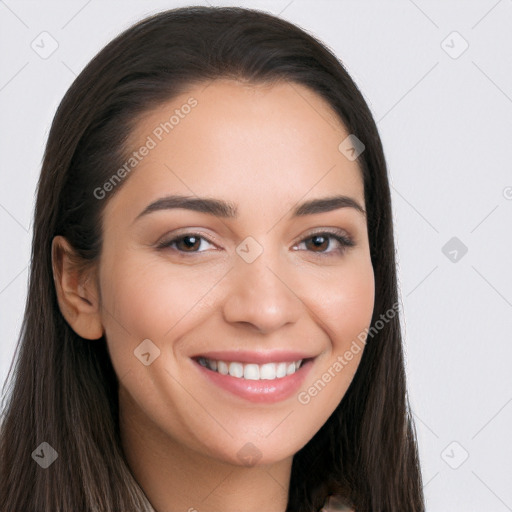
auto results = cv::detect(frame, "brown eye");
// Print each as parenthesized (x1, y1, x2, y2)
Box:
(157, 233, 216, 253)
(296, 231, 355, 256)
(175, 235, 201, 252)
(305, 234, 329, 252)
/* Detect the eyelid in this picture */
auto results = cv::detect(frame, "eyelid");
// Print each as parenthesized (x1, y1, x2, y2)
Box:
(292, 227, 355, 255)
(155, 228, 219, 249)
(296, 227, 352, 243)
(156, 227, 355, 255)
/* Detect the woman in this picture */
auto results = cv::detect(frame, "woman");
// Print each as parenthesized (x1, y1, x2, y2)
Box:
(0, 6, 424, 511)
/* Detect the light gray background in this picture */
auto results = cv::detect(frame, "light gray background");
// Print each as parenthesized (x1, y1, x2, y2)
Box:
(1, 1, 511, 510)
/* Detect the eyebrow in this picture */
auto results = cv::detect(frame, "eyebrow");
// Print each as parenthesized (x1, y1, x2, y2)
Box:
(134, 194, 366, 222)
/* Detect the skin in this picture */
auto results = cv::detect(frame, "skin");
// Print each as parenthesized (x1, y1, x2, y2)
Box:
(53, 79, 374, 512)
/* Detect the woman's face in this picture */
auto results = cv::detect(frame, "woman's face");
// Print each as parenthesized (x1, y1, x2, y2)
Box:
(97, 79, 375, 466)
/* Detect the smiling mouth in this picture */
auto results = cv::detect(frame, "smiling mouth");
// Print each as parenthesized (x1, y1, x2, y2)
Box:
(192, 356, 313, 381)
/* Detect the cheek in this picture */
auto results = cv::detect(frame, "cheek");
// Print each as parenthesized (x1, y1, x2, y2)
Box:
(294, 259, 374, 431)
(335, 266, 374, 345)
(100, 254, 215, 334)
(305, 257, 375, 348)
(97, 253, 229, 372)
(100, 248, 374, 363)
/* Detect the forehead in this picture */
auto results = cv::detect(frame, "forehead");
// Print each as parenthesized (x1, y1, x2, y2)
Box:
(104, 79, 365, 221)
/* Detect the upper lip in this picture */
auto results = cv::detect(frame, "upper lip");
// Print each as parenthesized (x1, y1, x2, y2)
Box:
(191, 350, 316, 364)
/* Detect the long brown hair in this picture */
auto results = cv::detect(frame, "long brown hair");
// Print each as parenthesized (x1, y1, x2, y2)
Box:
(0, 6, 424, 511)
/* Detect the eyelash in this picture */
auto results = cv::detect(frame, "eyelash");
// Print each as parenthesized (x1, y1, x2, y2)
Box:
(156, 229, 355, 257)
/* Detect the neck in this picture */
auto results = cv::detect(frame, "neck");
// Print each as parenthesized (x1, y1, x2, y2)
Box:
(119, 386, 292, 512)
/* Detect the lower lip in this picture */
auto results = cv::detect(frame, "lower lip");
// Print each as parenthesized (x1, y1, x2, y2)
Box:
(192, 358, 314, 403)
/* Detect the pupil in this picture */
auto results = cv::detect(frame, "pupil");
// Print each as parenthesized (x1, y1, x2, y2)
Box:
(183, 236, 198, 250)
(311, 235, 327, 251)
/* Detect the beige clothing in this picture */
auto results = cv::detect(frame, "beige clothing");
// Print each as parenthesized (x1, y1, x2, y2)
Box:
(320, 494, 354, 511)
(140, 485, 353, 511)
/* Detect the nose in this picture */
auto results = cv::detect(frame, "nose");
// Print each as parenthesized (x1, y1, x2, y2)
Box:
(222, 249, 303, 334)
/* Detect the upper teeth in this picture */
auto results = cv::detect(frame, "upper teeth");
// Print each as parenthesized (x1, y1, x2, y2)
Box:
(197, 357, 303, 380)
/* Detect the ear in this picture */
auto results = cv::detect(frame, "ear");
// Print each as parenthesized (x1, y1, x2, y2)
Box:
(51, 235, 104, 340)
